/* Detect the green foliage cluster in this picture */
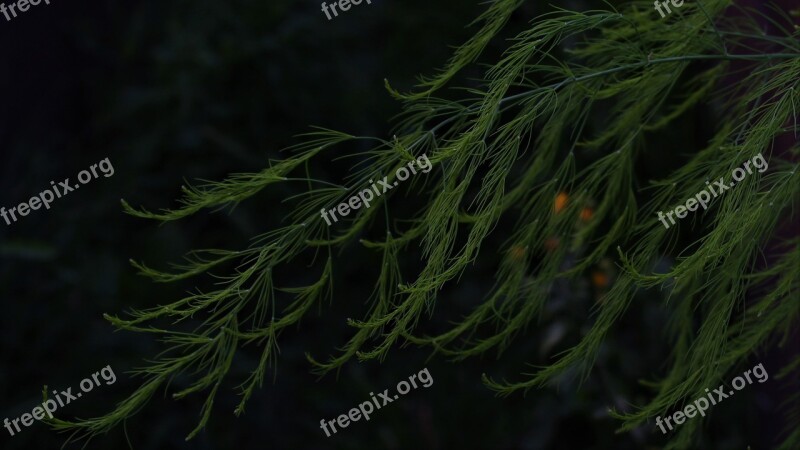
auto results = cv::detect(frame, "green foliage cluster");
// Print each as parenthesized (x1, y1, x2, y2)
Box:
(52, 0, 799, 447)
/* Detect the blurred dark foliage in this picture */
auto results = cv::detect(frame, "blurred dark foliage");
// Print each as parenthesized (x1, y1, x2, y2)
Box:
(0, 0, 792, 449)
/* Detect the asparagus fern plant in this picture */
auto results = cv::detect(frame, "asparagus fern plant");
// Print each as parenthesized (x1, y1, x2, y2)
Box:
(51, 0, 799, 448)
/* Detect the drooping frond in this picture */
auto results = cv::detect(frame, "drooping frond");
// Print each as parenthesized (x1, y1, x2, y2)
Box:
(54, 1, 800, 447)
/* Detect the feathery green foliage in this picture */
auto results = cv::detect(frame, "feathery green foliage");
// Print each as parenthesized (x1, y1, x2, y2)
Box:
(53, 0, 799, 447)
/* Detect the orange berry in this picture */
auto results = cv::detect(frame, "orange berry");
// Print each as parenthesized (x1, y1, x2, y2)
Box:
(591, 271, 609, 289)
(554, 192, 569, 214)
(508, 245, 527, 262)
(579, 206, 594, 222)
(544, 236, 560, 252)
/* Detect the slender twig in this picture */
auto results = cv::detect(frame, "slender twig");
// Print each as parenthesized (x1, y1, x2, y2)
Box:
(696, 1, 729, 55)
(411, 52, 800, 151)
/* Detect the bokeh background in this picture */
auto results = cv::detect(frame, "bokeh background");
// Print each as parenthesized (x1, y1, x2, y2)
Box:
(0, 0, 796, 449)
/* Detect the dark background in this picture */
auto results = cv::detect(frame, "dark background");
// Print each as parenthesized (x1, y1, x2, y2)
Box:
(0, 1, 795, 449)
